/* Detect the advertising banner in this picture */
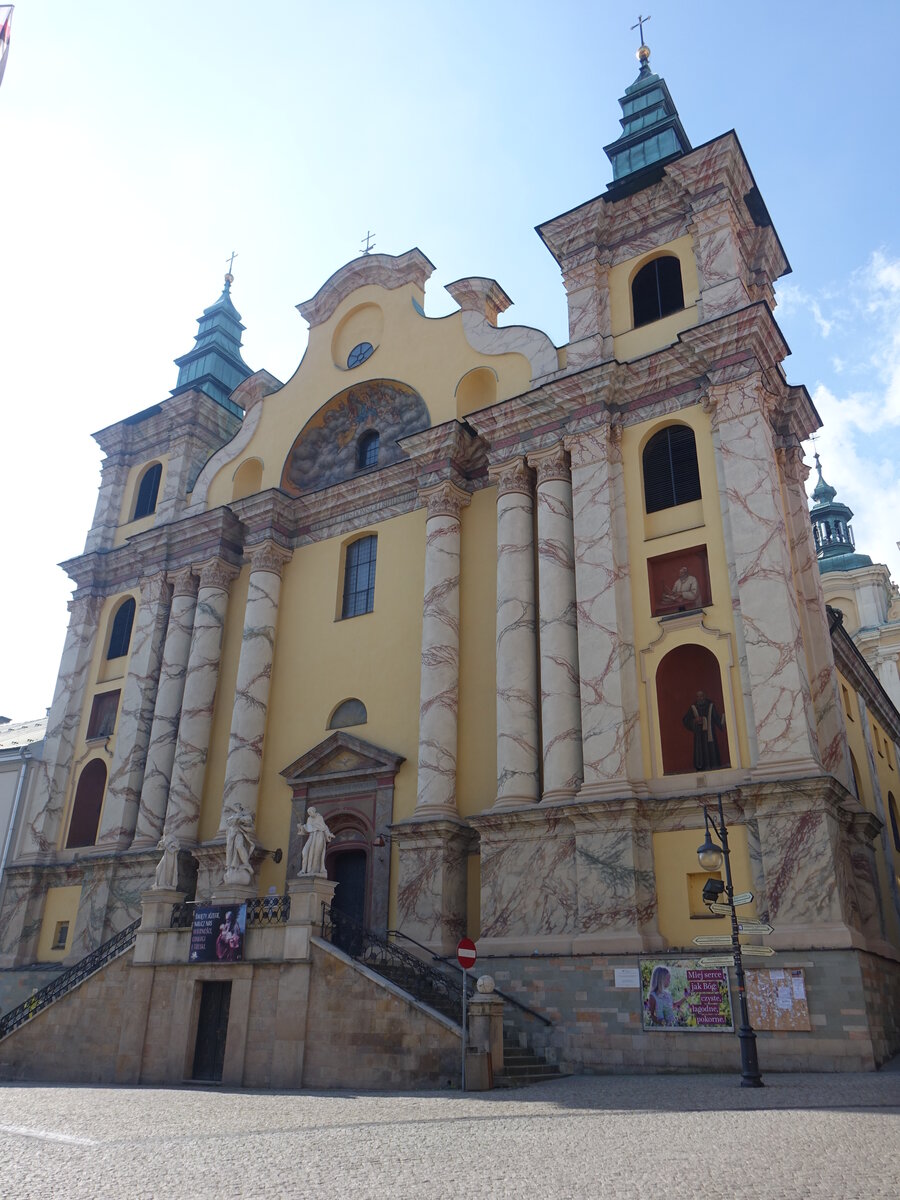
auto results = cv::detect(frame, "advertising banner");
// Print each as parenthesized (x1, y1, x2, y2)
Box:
(640, 958, 733, 1031)
(189, 903, 247, 963)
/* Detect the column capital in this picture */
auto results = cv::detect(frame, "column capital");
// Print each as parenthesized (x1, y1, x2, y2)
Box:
(564, 418, 616, 469)
(420, 479, 471, 522)
(138, 570, 170, 605)
(488, 456, 534, 498)
(196, 558, 240, 592)
(168, 567, 199, 598)
(248, 538, 293, 576)
(527, 442, 570, 487)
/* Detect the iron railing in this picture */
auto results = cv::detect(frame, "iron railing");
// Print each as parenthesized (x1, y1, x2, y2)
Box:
(170, 895, 291, 929)
(0, 918, 141, 1039)
(321, 903, 468, 1023)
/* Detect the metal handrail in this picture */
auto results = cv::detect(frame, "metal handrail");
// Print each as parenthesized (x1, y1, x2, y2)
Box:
(0, 918, 141, 1039)
(321, 903, 466, 1024)
(170, 895, 292, 929)
(386, 927, 552, 1027)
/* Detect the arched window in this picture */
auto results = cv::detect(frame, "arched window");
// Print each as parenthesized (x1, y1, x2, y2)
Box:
(642, 424, 702, 514)
(888, 793, 900, 853)
(328, 698, 368, 729)
(341, 535, 377, 619)
(357, 430, 380, 470)
(133, 463, 162, 519)
(655, 644, 730, 775)
(107, 598, 136, 660)
(232, 458, 263, 501)
(65, 760, 107, 848)
(632, 255, 684, 328)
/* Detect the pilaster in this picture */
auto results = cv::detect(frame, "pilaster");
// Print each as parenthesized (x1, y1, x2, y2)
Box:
(392, 817, 475, 953)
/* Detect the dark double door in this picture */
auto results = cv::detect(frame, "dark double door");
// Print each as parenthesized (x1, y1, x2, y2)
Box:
(192, 981, 231, 1082)
(330, 849, 368, 953)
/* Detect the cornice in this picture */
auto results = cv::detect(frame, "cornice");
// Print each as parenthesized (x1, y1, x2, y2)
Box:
(297, 249, 435, 329)
(832, 623, 900, 744)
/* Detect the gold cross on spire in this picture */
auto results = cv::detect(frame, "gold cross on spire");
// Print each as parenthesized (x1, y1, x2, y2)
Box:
(631, 13, 651, 44)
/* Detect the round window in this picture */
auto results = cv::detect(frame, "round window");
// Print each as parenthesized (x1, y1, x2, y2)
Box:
(347, 342, 375, 369)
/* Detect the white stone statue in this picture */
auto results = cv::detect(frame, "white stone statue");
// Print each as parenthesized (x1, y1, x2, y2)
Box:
(476, 975, 496, 994)
(154, 834, 180, 890)
(298, 806, 334, 877)
(224, 805, 255, 886)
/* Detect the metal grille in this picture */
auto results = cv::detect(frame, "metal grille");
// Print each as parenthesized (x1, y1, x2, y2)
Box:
(0, 918, 140, 1039)
(170, 896, 292, 929)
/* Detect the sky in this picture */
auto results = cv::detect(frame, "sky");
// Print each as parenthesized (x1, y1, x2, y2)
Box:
(1, 1, 899, 721)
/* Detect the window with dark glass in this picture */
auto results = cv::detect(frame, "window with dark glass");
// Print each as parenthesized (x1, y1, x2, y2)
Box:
(133, 462, 162, 519)
(328, 698, 368, 729)
(642, 424, 702, 514)
(107, 598, 136, 660)
(357, 430, 380, 470)
(341, 535, 377, 618)
(65, 760, 107, 848)
(632, 255, 684, 328)
(86, 690, 120, 739)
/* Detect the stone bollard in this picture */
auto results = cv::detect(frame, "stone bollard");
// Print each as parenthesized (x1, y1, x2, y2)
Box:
(467, 974, 504, 1078)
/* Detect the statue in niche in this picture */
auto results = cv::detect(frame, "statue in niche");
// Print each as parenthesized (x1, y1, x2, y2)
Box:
(298, 806, 334, 877)
(683, 690, 727, 770)
(662, 565, 701, 611)
(154, 834, 180, 890)
(224, 806, 255, 886)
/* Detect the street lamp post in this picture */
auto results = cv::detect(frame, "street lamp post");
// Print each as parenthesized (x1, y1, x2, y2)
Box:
(697, 792, 764, 1088)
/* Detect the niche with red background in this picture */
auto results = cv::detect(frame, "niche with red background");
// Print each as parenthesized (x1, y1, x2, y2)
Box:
(656, 644, 730, 774)
(648, 545, 711, 617)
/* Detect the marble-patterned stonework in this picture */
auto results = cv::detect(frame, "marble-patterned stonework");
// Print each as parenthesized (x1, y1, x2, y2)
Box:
(221, 542, 291, 825)
(571, 808, 659, 946)
(394, 820, 473, 951)
(476, 810, 577, 939)
(445, 277, 558, 380)
(490, 459, 539, 809)
(21, 592, 104, 856)
(567, 425, 639, 796)
(83, 458, 131, 554)
(297, 249, 435, 328)
(133, 570, 199, 847)
(164, 560, 237, 844)
(561, 255, 614, 369)
(688, 200, 751, 322)
(97, 572, 170, 849)
(710, 374, 820, 772)
(280, 380, 430, 495)
(415, 482, 470, 813)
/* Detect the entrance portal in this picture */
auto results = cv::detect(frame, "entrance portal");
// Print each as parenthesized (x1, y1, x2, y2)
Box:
(330, 849, 368, 954)
(192, 980, 231, 1082)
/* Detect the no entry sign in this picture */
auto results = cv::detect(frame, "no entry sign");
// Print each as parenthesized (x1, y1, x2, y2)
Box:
(457, 937, 477, 969)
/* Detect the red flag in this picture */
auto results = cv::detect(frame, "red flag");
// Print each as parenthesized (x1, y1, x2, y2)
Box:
(0, 7, 13, 91)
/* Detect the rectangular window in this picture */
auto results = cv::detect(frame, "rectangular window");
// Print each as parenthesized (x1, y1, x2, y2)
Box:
(841, 684, 854, 721)
(341, 535, 377, 619)
(52, 921, 70, 950)
(86, 690, 120, 739)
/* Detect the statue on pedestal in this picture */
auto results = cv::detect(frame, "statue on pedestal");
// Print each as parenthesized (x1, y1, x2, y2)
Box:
(224, 806, 256, 886)
(154, 834, 180, 890)
(298, 806, 334, 877)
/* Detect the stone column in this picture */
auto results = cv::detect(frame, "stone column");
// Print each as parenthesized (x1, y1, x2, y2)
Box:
(19, 591, 105, 858)
(221, 540, 292, 827)
(528, 443, 583, 801)
(709, 374, 820, 776)
(96, 572, 171, 850)
(488, 458, 539, 810)
(163, 558, 238, 845)
(132, 569, 199, 848)
(566, 421, 640, 798)
(415, 481, 470, 815)
(776, 441, 854, 790)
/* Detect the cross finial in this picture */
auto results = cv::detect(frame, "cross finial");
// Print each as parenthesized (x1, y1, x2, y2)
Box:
(631, 13, 651, 44)
(361, 231, 376, 256)
(225, 250, 238, 277)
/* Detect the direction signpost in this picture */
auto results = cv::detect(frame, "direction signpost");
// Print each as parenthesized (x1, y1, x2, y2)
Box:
(457, 937, 477, 1091)
(698, 955, 735, 967)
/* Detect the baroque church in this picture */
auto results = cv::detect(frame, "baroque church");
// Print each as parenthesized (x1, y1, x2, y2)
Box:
(1, 42, 899, 1086)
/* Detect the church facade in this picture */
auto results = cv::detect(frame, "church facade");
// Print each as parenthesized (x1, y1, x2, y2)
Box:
(2, 47, 899, 1081)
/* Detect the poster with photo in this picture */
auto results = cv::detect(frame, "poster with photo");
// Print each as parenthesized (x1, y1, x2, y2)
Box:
(189, 903, 247, 963)
(640, 958, 733, 1031)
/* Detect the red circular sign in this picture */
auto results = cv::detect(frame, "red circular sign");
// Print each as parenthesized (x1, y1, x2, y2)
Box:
(457, 937, 477, 969)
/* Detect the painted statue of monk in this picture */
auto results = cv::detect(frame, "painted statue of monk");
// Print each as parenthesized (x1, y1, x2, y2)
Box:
(682, 690, 726, 770)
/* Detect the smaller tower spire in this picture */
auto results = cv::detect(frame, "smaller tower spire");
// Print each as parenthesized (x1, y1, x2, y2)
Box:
(809, 453, 872, 574)
(171, 271, 253, 417)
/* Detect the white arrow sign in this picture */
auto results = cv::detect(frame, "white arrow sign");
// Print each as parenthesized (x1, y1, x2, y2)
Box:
(698, 956, 735, 967)
(732, 891, 754, 906)
(737, 921, 774, 935)
(708, 902, 733, 915)
(693, 935, 733, 946)
(738, 945, 775, 956)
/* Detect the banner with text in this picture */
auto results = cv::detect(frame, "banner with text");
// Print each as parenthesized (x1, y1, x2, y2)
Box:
(640, 958, 733, 1032)
(189, 903, 247, 963)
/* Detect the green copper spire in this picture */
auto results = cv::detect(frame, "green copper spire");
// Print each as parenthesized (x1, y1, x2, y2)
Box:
(171, 273, 252, 417)
(604, 41, 691, 192)
(809, 452, 872, 574)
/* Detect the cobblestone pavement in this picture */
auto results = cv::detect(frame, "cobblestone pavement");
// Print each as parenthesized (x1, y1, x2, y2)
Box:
(0, 1070, 898, 1200)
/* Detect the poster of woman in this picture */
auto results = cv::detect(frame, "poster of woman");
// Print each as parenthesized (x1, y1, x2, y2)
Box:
(640, 959, 733, 1031)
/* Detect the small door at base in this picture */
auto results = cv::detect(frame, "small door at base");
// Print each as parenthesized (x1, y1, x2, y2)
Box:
(330, 849, 367, 953)
(192, 980, 231, 1082)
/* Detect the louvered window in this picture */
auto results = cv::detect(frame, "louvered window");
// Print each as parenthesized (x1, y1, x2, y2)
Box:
(632, 255, 684, 328)
(107, 598, 136, 659)
(341, 535, 377, 618)
(134, 463, 162, 518)
(643, 425, 702, 514)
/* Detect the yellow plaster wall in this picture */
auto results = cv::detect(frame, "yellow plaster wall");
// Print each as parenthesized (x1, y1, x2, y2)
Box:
(653, 826, 758, 949)
(203, 282, 535, 510)
(113, 455, 170, 547)
(37, 885, 82, 961)
(609, 235, 701, 361)
(622, 406, 750, 779)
